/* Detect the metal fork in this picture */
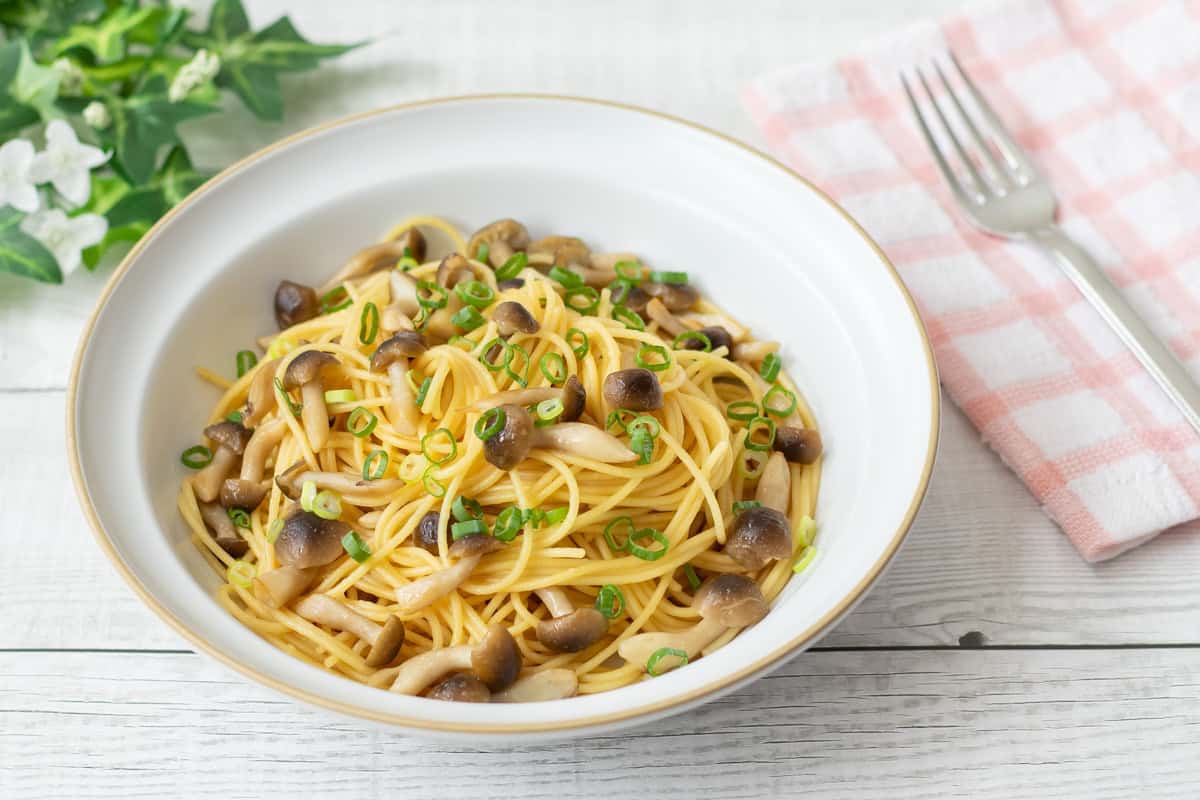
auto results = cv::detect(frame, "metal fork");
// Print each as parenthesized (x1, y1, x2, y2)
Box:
(902, 51, 1200, 436)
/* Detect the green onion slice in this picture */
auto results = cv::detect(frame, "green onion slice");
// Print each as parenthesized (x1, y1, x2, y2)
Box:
(549, 265, 584, 288)
(227, 508, 251, 528)
(739, 451, 767, 480)
(347, 407, 378, 438)
(416, 280, 449, 310)
(646, 647, 688, 676)
(421, 427, 457, 465)
(452, 495, 484, 522)
(635, 343, 671, 372)
(564, 286, 600, 315)
(359, 302, 380, 344)
(479, 338, 512, 371)
(603, 516, 635, 552)
(451, 305, 486, 333)
(313, 490, 341, 520)
(611, 304, 644, 330)
(732, 500, 762, 516)
(266, 518, 283, 544)
(415, 376, 432, 407)
(595, 584, 625, 619)
(682, 564, 701, 591)
(180, 445, 213, 469)
(759, 352, 782, 382)
(225, 410, 244, 424)
(342, 531, 371, 563)
(227, 560, 256, 589)
(363, 449, 389, 481)
(627, 416, 662, 438)
(649, 270, 688, 285)
(475, 406, 507, 441)
(798, 515, 817, 547)
(565, 328, 589, 358)
(525, 508, 546, 528)
(319, 286, 352, 313)
(539, 352, 567, 385)
(629, 430, 654, 464)
(495, 252, 527, 281)
(726, 400, 759, 422)
(300, 480, 318, 512)
(324, 389, 356, 404)
(672, 330, 712, 352)
(543, 506, 568, 525)
(235, 350, 258, 378)
(628, 528, 669, 561)
(448, 335, 478, 352)
(492, 506, 524, 542)
(744, 416, 777, 451)
(605, 408, 637, 431)
(451, 518, 489, 540)
(792, 545, 818, 574)
(475, 242, 490, 264)
(763, 384, 797, 418)
(275, 378, 302, 417)
(455, 280, 495, 309)
(607, 278, 635, 305)
(396, 255, 419, 271)
(614, 260, 643, 282)
(422, 467, 446, 497)
(535, 397, 564, 424)
(505, 342, 531, 387)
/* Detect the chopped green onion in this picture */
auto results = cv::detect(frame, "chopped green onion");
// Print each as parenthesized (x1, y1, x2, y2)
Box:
(606, 409, 637, 431)
(565, 328, 589, 358)
(628, 528, 669, 561)
(422, 427, 457, 464)
(535, 397, 564, 424)
(614, 260, 643, 282)
(475, 242, 490, 264)
(267, 518, 283, 544)
(225, 410, 244, 424)
(759, 352, 782, 382)
(495, 252, 527, 281)
(227, 560, 256, 589)
(629, 430, 654, 464)
(635, 343, 670, 372)
(451, 519, 488, 540)
(300, 480, 318, 512)
(505, 342, 530, 387)
(266, 337, 295, 360)
(544, 506, 568, 525)
(744, 416, 777, 451)
(739, 451, 767, 479)
(479, 337, 512, 371)
(792, 546, 818, 574)
(649, 270, 688, 285)
(539, 352, 567, 385)
(181, 445, 213, 468)
(492, 506, 524, 542)
(359, 302, 380, 345)
(448, 335, 478, 351)
(342, 531, 371, 563)
(564, 286, 600, 315)
(363, 449, 389, 481)
(646, 647, 688, 676)
(347, 407, 378, 438)
(235, 350, 258, 378)
(611, 305, 644, 331)
(474, 406, 507, 441)
(227, 508, 251, 528)
(324, 389, 357, 404)
(275, 378, 302, 417)
(396, 254, 419, 271)
(732, 500, 762, 516)
(451, 305, 486, 332)
(763, 384, 797, 418)
(549, 265, 584, 288)
(320, 286, 352, 313)
(607, 278, 635, 305)
(595, 584, 625, 619)
(603, 516, 635, 552)
(415, 376, 432, 407)
(455, 280, 495, 309)
(798, 515, 817, 547)
(416, 280, 449, 310)
(452, 496, 484, 522)
(422, 467, 446, 497)
(525, 508, 547, 528)
(672, 330, 712, 352)
(682, 564, 701, 592)
(628, 415, 661, 438)
(726, 400, 759, 422)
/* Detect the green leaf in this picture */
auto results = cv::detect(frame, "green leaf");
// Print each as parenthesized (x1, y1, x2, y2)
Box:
(53, 4, 158, 63)
(11, 40, 60, 117)
(0, 40, 21, 87)
(219, 62, 283, 120)
(108, 76, 217, 184)
(248, 17, 362, 72)
(0, 0, 104, 38)
(0, 92, 39, 136)
(0, 208, 62, 284)
(209, 0, 252, 41)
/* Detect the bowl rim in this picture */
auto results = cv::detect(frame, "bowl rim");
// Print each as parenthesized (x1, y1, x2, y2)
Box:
(66, 93, 940, 734)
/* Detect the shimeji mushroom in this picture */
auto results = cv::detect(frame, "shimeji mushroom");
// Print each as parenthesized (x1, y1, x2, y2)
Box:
(274, 508, 352, 569)
(424, 672, 492, 702)
(774, 426, 823, 465)
(381, 271, 421, 333)
(282, 351, 341, 451)
(725, 453, 794, 571)
(642, 280, 699, 312)
(491, 668, 579, 702)
(394, 534, 503, 613)
(240, 358, 279, 427)
(221, 417, 287, 510)
(412, 510, 443, 554)
(193, 420, 253, 503)
(254, 564, 318, 609)
(730, 339, 780, 364)
(369, 331, 428, 436)
(467, 219, 530, 268)
(435, 253, 476, 289)
(535, 587, 608, 653)
(529, 235, 590, 268)
(469, 374, 587, 423)
(197, 499, 249, 557)
(292, 593, 406, 668)
(389, 624, 520, 695)
(602, 368, 664, 412)
(491, 301, 540, 337)
(644, 298, 733, 357)
(275, 460, 405, 505)
(274, 280, 320, 329)
(482, 403, 636, 470)
(319, 230, 426, 295)
(618, 574, 769, 671)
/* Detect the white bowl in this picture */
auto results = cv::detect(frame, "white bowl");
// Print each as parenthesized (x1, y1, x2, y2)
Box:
(68, 95, 938, 740)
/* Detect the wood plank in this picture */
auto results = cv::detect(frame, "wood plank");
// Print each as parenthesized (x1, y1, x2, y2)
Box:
(1, 649, 1196, 799)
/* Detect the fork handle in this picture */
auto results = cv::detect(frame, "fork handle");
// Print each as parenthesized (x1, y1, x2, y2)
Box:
(1030, 225, 1200, 436)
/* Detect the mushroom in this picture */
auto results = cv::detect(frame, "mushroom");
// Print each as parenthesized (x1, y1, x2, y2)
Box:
(497, 277, 525, 291)
(467, 219, 529, 268)
(369, 331, 428, 436)
(535, 587, 608, 653)
(491, 300, 539, 337)
(254, 564, 318, 608)
(241, 358, 279, 427)
(221, 417, 287, 510)
(491, 668, 579, 702)
(731, 339, 780, 364)
(318, 236, 424, 295)
(382, 271, 421, 332)
(389, 624, 520, 694)
(482, 403, 636, 470)
(274, 280, 320, 330)
(192, 420, 252, 503)
(754, 451, 791, 517)
(724, 506, 793, 572)
(292, 593, 406, 668)
(274, 460, 406, 506)
(394, 533, 504, 613)
(282, 350, 341, 451)
(274, 508, 352, 569)
(529, 235, 590, 267)
(602, 368, 663, 412)
(197, 499, 248, 557)
(436, 253, 475, 288)
(413, 510, 441, 554)
(618, 574, 769, 670)
(424, 672, 491, 703)
(644, 298, 733, 356)
(774, 426, 823, 465)
(468, 374, 587, 422)
(643, 281, 699, 312)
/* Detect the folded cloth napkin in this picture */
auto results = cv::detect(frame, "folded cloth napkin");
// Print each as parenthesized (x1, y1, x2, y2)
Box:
(744, 0, 1200, 561)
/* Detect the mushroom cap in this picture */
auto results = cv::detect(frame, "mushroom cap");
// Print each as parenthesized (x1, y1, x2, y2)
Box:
(602, 368, 664, 412)
(370, 330, 427, 371)
(497, 277, 526, 291)
(204, 420, 252, 454)
(621, 285, 651, 314)
(274, 460, 306, 500)
(644, 281, 699, 312)
(492, 301, 539, 337)
(424, 672, 491, 703)
(560, 374, 586, 422)
(530, 235, 589, 267)
(774, 426, 823, 465)
(392, 226, 427, 263)
(220, 478, 267, 510)
(694, 574, 770, 628)
(482, 403, 535, 470)
(471, 625, 521, 691)
(537, 607, 608, 653)
(695, 326, 734, 357)
(448, 533, 505, 559)
(436, 253, 474, 287)
(274, 280, 320, 330)
(467, 219, 530, 255)
(365, 616, 406, 668)
(724, 506, 793, 571)
(274, 509, 351, 568)
(282, 350, 340, 389)
(414, 510, 441, 555)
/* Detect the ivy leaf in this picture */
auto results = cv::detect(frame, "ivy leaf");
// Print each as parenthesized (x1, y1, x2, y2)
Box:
(52, 4, 159, 64)
(108, 75, 218, 184)
(0, 42, 37, 135)
(11, 40, 60, 117)
(0, 0, 104, 40)
(0, 208, 62, 284)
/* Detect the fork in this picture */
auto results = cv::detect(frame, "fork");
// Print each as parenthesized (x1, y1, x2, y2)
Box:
(902, 51, 1200, 437)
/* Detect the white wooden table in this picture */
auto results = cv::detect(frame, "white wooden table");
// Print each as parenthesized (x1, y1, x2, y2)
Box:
(4, 2, 1199, 797)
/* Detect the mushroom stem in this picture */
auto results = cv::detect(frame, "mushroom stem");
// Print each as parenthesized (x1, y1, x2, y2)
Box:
(755, 452, 791, 514)
(531, 423, 637, 463)
(732, 340, 780, 364)
(389, 645, 473, 694)
(388, 271, 421, 318)
(277, 464, 406, 505)
(535, 587, 574, 618)
(645, 297, 689, 336)
(198, 499, 248, 556)
(242, 358, 280, 426)
(618, 617, 727, 667)
(299, 380, 330, 450)
(293, 594, 405, 668)
(394, 553, 482, 613)
(193, 447, 239, 503)
(254, 565, 317, 608)
(492, 668, 579, 702)
(240, 418, 287, 481)
(387, 360, 419, 435)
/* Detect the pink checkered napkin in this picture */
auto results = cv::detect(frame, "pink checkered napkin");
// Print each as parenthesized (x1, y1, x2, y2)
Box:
(745, 0, 1200, 561)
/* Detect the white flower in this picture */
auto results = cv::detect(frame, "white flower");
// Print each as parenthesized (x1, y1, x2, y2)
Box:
(28, 119, 108, 207)
(83, 101, 111, 130)
(52, 58, 85, 94)
(169, 49, 221, 102)
(20, 208, 107, 276)
(0, 138, 39, 213)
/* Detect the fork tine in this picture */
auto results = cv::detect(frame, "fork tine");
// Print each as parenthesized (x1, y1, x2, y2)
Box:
(947, 50, 1035, 173)
(900, 73, 975, 207)
(932, 59, 1011, 187)
(915, 66, 990, 199)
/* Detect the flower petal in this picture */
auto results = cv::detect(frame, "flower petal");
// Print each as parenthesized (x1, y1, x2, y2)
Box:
(43, 119, 78, 150)
(0, 138, 35, 171)
(6, 183, 40, 214)
(54, 168, 91, 206)
(27, 152, 53, 184)
(67, 213, 107, 250)
(77, 142, 109, 169)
